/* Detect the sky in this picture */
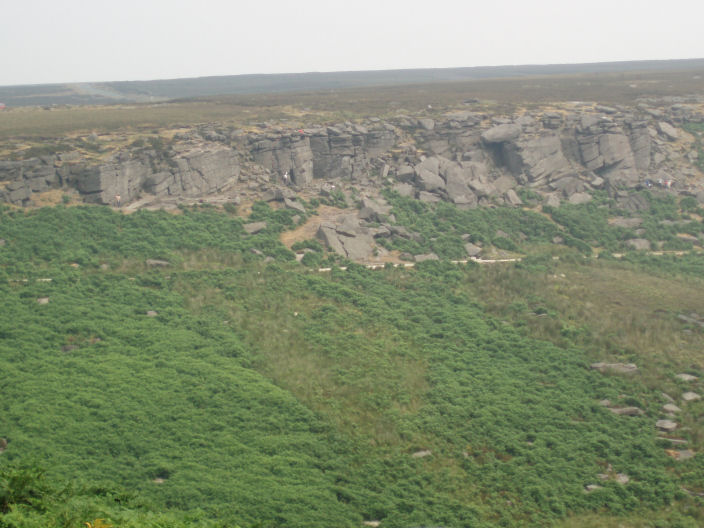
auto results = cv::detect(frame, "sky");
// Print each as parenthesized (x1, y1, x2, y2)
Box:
(2, 0, 704, 86)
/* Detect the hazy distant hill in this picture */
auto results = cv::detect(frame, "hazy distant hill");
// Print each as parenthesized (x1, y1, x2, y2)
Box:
(2, 58, 704, 107)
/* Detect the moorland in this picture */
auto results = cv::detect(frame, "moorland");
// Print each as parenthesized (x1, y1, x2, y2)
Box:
(1, 62, 704, 528)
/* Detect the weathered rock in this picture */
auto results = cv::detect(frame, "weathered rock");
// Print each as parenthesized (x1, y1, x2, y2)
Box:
(250, 135, 313, 185)
(316, 218, 375, 260)
(36, 297, 49, 305)
(584, 484, 602, 492)
(675, 373, 698, 382)
(674, 449, 695, 461)
(317, 224, 346, 255)
(465, 242, 482, 257)
(663, 403, 682, 413)
(336, 215, 361, 237)
(598, 133, 639, 186)
(283, 197, 306, 213)
(656, 420, 678, 432)
(610, 217, 643, 228)
(568, 192, 592, 205)
(418, 118, 435, 131)
(595, 105, 618, 115)
(146, 310, 158, 317)
(609, 406, 643, 416)
(146, 259, 170, 267)
(545, 194, 561, 207)
(657, 122, 679, 141)
(506, 135, 573, 185)
(492, 175, 517, 194)
(392, 182, 415, 197)
(418, 191, 442, 203)
(445, 180, 477, 206)
(504, 189, 523, 205)
(411, 449, 432, 458)
(415, 163, 445, 191)
(615, 473, 630, 484)
(396, 165, 416, 182)
(414, 253, 439, 262)
(481, 124, 522, 143)
(77, 147, 240, 205)
(682, 392, 701, 402)
(243, 221, 267, 234)
(629, 124, 651, 170)
(340, 232, 375, 260)
(590, 362, 639, 374)
(551, 175, 586, 195)
(358, 197, 392, 221)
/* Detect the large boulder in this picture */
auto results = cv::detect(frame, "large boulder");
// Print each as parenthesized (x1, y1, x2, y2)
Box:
(598, 133, 639, 187)
(568, 192, 592, 205)
(316, 218, 375, 260)
(317, 223, 346, 255)
(340, 232, 375, 260)
(502, 135, 573, 185)
(392, 182, 415, 197)
(657, 122, 679, 141)
(358, 197, 392, 221)
(481, 124, 522, 144)
(504, 189, 523, 205)
(464, 242, 482, 257)
(590, 362, 639, 374)
(442, 162, 477, 206)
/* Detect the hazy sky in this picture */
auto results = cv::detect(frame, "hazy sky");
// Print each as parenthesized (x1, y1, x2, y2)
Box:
(2, 0, 704, 86)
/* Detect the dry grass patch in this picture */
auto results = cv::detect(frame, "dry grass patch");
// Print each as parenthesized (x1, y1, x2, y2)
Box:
(464, 260, 704, 371)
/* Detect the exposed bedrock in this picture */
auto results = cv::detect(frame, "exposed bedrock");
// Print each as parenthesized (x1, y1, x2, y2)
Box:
(76, 147, 240, 204)
(1, 103, 703, 206)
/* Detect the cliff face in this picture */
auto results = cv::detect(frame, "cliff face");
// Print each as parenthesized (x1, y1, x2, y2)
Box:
(1, 101, 703, 207)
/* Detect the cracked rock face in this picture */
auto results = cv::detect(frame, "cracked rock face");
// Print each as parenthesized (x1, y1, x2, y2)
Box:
(316, 217, 375, 260)
(2, 102, 702, 208)
(76, 147, 240, 204)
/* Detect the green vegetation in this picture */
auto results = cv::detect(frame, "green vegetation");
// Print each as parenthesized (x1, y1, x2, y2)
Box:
(379, 192, 560, 258)
(376, 190, 704, 259)
(1, 199, 703, 527)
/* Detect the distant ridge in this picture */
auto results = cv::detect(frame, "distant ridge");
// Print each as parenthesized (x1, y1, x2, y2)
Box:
(2, 58, 704, 107)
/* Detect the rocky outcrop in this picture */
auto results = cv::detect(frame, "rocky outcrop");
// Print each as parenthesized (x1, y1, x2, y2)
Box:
(77, 147, 239, 204)
(310, 125, 395, 181)
(2, 101, 702, 207)
(249, 133, 313, 185)
(0, 158, 62, 204)
(317, 216, 376, 260)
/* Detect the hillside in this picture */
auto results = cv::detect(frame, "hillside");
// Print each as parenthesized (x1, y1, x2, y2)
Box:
(1, 65, 704, 528)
